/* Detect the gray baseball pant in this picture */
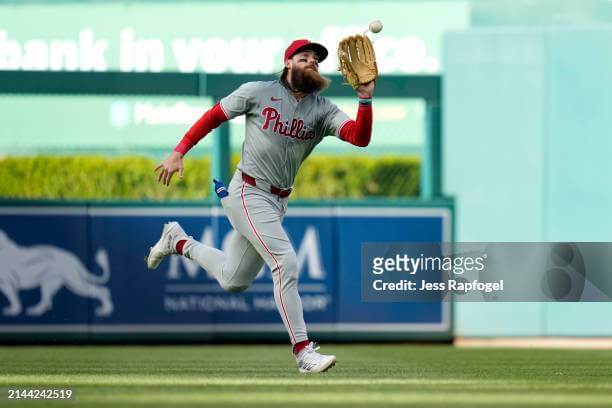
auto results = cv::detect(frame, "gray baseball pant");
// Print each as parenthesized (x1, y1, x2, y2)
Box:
(182, 170, 307, 345)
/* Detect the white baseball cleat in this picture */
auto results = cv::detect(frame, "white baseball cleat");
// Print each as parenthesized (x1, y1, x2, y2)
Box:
(145, 221, 189, 270)
(295, 342, 336, 374)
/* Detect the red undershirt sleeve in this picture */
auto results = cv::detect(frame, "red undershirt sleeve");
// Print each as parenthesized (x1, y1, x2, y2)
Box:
(174, 102, 229, 155)
(338, 101, 373, 147)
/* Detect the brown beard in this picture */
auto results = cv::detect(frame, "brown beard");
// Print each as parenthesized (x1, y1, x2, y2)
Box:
(290, 66, 331, 94)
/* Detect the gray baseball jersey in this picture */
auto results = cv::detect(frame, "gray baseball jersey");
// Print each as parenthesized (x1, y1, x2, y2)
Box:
(220, 80, 350, 189)
(177, 80, 361, 348)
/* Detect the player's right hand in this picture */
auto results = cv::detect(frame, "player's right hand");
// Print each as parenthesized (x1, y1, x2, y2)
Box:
(155, 151, 184, 186)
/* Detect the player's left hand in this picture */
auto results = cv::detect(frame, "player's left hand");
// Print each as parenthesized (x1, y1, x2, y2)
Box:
(356, 81, 375, 99)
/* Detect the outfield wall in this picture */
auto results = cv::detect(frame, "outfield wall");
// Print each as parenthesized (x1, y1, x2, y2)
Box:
(444, 26, 612, 336)
(0, 200, 453, 342)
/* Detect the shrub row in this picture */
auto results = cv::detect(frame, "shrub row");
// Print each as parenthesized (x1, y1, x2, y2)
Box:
(0, 155, 420, 200)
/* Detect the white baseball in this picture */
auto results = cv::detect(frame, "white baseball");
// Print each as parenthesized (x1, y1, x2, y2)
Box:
(369, 20, 383, 34)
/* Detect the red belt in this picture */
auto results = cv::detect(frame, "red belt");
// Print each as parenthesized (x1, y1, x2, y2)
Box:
(242, 173, 292, 198)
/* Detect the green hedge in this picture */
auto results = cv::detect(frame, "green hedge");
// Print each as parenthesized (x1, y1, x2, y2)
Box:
(0, 155, 420, 200)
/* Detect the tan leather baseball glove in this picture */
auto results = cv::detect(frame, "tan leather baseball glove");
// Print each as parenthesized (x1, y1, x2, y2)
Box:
(337, 34, 378, 89)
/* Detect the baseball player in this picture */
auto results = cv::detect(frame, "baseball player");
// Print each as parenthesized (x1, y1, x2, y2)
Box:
(146, 39, 374, 373)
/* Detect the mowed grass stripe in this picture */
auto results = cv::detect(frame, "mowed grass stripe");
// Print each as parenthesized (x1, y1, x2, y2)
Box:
(71, 391, 612, 406)
(1, 375, 612, 390)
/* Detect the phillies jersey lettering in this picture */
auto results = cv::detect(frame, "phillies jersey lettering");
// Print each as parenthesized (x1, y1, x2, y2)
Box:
(220, 80, 350, 189)
(261, 107, 316, 140)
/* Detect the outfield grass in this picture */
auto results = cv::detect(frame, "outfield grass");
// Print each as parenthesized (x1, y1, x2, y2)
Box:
(0, 345, 611, 407)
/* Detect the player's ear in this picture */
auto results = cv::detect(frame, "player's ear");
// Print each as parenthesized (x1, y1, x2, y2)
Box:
(285, 58, 292, 69)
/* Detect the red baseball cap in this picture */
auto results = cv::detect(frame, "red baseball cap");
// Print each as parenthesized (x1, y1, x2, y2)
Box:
(284, 39, 328, 63)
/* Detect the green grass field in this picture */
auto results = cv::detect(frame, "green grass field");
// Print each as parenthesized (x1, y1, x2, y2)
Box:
(0, 345, 611, 407)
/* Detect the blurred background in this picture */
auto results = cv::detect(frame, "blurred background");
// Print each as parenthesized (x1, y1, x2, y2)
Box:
(1, 0, 611, 343)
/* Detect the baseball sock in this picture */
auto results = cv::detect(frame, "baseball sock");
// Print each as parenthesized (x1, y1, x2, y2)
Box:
(175, 239, 187, 255)
(293, 340, 309, 355)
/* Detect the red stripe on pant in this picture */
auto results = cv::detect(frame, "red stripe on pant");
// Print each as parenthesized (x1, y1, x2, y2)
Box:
(240, 182, 297, 344)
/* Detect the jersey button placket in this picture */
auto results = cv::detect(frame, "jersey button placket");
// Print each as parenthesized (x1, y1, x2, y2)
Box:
(282, 98, 297, 189)
(286, 102, 302, 193)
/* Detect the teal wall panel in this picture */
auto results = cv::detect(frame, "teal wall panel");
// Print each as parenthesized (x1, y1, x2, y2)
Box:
(456, 303, 543, 336)
(544, 28, 612, 242)
(444, 29, 545, 242)
(445, 27, 612, 337)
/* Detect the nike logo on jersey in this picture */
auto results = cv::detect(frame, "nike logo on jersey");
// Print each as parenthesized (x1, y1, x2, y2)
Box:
(270, 96, 282, 101)
(261, 106, 315, 140)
